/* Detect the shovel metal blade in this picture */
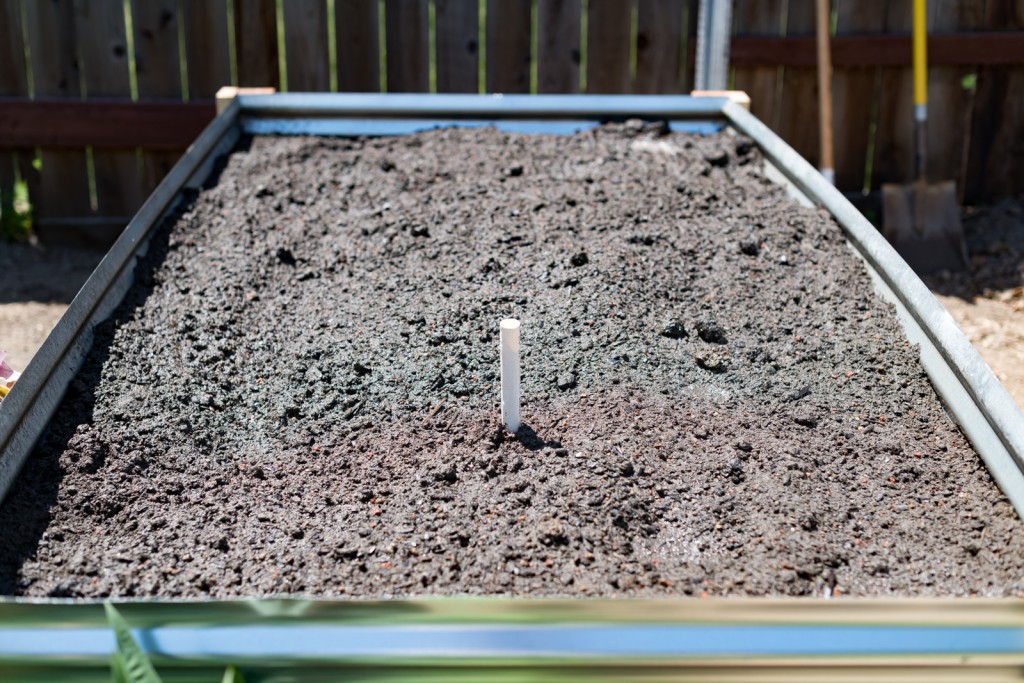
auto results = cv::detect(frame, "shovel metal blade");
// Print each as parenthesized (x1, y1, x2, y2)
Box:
(882, 180, 968, 274)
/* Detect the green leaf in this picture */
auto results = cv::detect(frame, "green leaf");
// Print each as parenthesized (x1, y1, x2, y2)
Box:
(110, 653, 129, 683)
(104, 602, 164, 683)
(221, 665, 246, 683)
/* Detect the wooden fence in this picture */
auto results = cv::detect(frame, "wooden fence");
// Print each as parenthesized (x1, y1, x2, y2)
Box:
(0, 0, 1022, 246)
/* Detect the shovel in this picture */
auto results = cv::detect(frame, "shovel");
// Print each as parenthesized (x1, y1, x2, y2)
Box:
(816, 0, 834, 185)
(882, 0, 968, 274)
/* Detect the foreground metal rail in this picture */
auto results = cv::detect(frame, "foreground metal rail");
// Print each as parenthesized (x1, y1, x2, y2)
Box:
(1, 598, 1023, 680)
(0, 94, 1022, 675)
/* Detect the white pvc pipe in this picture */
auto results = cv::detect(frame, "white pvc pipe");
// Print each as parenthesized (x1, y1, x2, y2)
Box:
(500, 319, 521, 433)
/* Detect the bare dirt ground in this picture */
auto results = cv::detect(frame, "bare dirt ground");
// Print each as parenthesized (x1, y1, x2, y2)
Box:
(926, 198, 1024, 412)
(0, 243, 104, 371)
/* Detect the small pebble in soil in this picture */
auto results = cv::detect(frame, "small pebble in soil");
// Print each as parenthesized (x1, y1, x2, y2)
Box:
(739, 239, 760, 256)
(661, 321, 688, 339)
(275, 247, 296, 266)
(646, 120, 669, 137)
(695, 350, 727, 373)
(556, 372, 578, 391)
(729, 457, 745, 483)
(705, 151, 730, 167)
(793, 410, 819, 428)
(735, 140, 754, 157)
(696, 320, 728, 344)
(570, 252, 589, 267)
(785, 386, 812, 402)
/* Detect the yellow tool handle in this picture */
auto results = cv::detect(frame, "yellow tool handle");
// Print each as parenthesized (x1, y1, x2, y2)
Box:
(913, 0, 927, 112)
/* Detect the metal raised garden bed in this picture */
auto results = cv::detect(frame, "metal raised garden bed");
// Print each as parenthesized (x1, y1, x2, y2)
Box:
(0, 94, 1022, 680)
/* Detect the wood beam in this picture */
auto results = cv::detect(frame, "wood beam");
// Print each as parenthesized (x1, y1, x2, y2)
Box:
(0, 99, 215, 148)
(730, 32, 1024, 68)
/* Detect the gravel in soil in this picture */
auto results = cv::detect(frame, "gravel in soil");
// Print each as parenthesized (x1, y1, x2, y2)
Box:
(1, 125, 1021, 598)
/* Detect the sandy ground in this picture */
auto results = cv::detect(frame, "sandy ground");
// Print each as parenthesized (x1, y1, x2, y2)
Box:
(1, 200, 1022, 413)
(925, 199, 1024, 413)
(934, 291, 1024, 409)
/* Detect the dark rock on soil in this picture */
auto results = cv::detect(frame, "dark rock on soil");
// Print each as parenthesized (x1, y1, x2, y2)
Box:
(661, 321, 688, 339)
(739, 239, 760, 256)
(696, 320, 728, 345)
(0, 126, 1021, 599)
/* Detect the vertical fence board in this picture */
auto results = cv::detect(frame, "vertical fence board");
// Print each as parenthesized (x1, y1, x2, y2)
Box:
(947, 0, 987, 197)
(586, 0, 632, 93)
(964, 0, 1024, 201)
(384, 0, 429, 92)
(634, 0, 683, 93)
(872, 1, 914, 188)
(76, 0, 145, 229)
(337, 0, 380, 92)
(0, 0, 29, 232)
(0, 0, 28, 96)
(233, 0, 280, 88)
(22, 0, 92, 232)
(0, 152, 16, 232)
(436, 0, 479, 93)
(775, 2, 819, 168)
(131, 0, 186, 197)
(284, 0, 331, 91)
(486, 0, 532, 93)
(681, 0, 698, 91)
(180, 0, 232, 98)
(731, 0, 784, 131)
(537, 0, 581, 93)
(132, 0, 181, 99)
(832, 1, 887, 191)
(920, 0, 976, 188)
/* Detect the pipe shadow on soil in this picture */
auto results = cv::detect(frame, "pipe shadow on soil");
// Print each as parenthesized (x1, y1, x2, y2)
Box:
(513, 423, 562, 452)
(0, 147, 244, 596)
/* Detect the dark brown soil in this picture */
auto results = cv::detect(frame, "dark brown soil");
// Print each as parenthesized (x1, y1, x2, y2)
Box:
(1, 126, 1021, 598)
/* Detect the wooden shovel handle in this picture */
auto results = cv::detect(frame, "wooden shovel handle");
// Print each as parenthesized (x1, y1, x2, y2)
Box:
(816, 0, 834, 180)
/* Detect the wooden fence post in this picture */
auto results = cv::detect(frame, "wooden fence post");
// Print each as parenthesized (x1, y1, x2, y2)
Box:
(233, 0, 280, 89)
(131, 0, 186, 196)
(586, 0, 632, 93)
(284, 0, 331, 92)
(964, 1, 1024, 202)
(634, 0, 685, 94)
(180, 1, 233, 99)
(385, 0, 429, 92)
(436, 0, 480, 93)
(337, 0, 380, 92)
(486, 0, 532, 93)
(538, 0, 582, 93)
(22, 0, 94, 244)
(731, 0, 785, 133)
(776, 1, 820, 169)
